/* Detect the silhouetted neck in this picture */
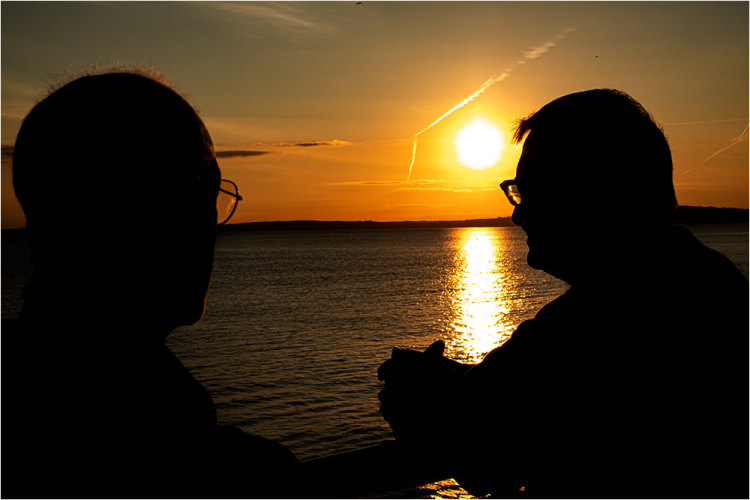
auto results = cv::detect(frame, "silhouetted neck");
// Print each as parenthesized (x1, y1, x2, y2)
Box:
(565, 223, 676, 287)
(19, 268, 174, 345)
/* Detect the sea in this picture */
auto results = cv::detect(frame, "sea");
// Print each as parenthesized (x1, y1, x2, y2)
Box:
(2, 224, 747, 497)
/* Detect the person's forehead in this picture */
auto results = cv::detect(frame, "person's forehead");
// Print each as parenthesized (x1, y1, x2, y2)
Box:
(515, 128, 571, 180)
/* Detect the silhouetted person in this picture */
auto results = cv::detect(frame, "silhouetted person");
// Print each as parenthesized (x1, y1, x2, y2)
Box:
(378, 89, 748, 498)
(3, 71, 299, 498)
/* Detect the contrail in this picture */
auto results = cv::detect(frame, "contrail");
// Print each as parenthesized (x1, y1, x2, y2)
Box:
(700, 122, 748, 164)
(406, 28, 574, 181)
(681, 122, 749, 176)
(664, 118, 747, 126)
(406, 72, 510, 181)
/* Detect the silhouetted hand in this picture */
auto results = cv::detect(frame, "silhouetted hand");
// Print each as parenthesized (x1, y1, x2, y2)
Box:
(377, 340, 472, 448)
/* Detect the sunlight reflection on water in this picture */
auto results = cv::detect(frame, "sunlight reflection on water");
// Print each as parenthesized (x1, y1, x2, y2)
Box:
(446, 229, 516, 364)
(418, 478, 474, 499)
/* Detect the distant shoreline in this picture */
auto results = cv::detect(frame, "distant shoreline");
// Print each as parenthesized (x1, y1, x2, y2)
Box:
(218, 205, 749, 232)
(1, 206, 747, 235)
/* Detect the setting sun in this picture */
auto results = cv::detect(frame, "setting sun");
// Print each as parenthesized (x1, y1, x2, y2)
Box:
(455, 119, 505, 170)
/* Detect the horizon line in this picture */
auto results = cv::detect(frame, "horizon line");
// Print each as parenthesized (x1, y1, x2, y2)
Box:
(1, 205, 747, 232)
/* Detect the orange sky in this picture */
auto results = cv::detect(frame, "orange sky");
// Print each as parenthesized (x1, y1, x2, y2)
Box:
(2, 2, 748, 229)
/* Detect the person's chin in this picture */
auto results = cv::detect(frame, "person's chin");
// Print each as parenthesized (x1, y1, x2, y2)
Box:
(526, 246, 546, 270)
(528, 251, 574, 283)
(181, 299, 207, 326)
(162, 296, 208, 330)
(527, 248, 564, 278)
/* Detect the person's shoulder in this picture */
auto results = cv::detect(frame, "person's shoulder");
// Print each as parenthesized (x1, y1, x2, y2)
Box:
(507, 288, 584, 345)
(478, 289, 576, 365)
(214, 425, 299, 463)
(670, 225, 748, 289)
(1, 317, 19, 329)
(1, 317, 20, 341)
(2, 317, 40, 363)
(201, 425, 301, 497)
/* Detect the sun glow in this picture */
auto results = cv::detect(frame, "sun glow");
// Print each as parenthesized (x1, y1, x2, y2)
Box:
(454, 119, 505, 170)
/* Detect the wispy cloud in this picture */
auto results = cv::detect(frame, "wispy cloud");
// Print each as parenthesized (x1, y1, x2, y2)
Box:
(397, 187, 497, 193)
(335, 180, 498, 194)
(215, 140, 351, 159)
(264, 139, 351, 148)
(199, 2, 327, 33)
(336, 179, 436, 186)
(216, 150, 273, 159)
(398, 187, 463, 192)
(388, 203, 452, 210)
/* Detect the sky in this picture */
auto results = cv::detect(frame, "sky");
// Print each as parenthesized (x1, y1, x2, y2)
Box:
(2, 1, 748, 229)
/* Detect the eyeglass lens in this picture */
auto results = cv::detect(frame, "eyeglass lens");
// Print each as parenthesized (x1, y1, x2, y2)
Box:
(501, 181, 522, 206)
(506, 183, 521, 206)
(217, 180, 239, 224)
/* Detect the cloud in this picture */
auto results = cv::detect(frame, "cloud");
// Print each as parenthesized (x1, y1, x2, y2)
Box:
(352, 181, 405, 186)
(389, 204, 444, 209)
(215, 141, 351, 159)
(396, 184, 499, 193)
(2, 145, 14, 158)
(335, 180, 495, 193)
(266, 139, 351, 148)
(216, 150, 273, 159)
(200, 2, 326, 32)
(337, 179, 436, 186)
(387, 203, 453, 210)
(398, 187, 475, 192)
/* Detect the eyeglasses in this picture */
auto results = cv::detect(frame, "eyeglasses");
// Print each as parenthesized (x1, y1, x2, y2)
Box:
(499, 180, 522, 206)
(217, 179, 243, 225)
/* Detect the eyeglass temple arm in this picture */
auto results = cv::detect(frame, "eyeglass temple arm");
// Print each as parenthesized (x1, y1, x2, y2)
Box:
(219, 179, 243, 201)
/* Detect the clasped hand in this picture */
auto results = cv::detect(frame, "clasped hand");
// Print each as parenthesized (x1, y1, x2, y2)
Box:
(377, 340, 472, 447)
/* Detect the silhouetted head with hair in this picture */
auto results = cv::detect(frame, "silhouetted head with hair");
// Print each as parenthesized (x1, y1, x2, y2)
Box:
(13, 71, 221, 337)
(509, 89, 677, 284)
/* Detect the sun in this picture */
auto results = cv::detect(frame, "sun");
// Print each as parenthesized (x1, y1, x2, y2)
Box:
(455, 119, 505, 170)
